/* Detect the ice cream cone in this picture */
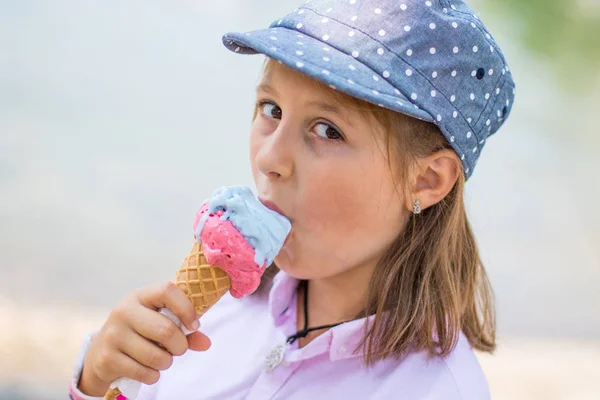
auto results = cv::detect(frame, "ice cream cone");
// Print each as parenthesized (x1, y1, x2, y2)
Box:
(175, 241, 231, 317)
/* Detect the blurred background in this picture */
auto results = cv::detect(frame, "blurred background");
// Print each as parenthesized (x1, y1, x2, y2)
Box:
(1, 0, 599, 399)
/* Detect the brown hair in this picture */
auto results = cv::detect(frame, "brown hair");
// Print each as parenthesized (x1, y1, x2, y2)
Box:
(254, 58, 495, 364)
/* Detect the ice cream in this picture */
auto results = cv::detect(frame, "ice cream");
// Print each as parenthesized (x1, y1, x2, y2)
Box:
(193, 186, 291, 298)
(105, 186, 291, 400)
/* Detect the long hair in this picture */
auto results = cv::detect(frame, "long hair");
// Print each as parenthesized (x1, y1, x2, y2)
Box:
(253, 58, 495, 364)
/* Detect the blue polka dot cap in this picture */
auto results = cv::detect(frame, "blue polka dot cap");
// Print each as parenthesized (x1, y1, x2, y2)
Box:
(222, 0, 516, 179)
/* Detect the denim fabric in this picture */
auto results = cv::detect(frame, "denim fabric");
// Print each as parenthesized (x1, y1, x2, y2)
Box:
(223, 0, 516, 179)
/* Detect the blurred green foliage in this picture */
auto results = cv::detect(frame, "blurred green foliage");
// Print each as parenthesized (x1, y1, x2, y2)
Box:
(482, 0, 600, 92)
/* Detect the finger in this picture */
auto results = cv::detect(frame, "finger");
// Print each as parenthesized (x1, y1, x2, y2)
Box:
(136, 281, 199, 331)
(127, 305, 189, 356)
(187, 331, 211, 352)
(119, 332, 174, 371)
(112, 352, 160, 386)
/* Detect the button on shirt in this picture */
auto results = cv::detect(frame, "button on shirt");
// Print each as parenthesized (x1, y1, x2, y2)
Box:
(132, 271, 489, 399)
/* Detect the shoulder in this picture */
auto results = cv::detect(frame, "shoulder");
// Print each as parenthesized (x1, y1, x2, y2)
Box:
(380, 332, 490, 400)
(438, 332, 490, 399)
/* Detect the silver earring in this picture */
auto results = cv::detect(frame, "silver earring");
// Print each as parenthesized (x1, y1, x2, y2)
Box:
(413, 199, 421, 215)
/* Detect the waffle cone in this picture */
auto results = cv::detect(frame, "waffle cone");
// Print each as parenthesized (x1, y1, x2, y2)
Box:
(174, 241, 231, 317)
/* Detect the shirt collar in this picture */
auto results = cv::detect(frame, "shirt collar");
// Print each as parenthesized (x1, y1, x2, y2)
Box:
(267, 270, 374, 361)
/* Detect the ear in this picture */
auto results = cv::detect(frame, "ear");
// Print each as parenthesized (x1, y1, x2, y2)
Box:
(404, 149, 461, 212)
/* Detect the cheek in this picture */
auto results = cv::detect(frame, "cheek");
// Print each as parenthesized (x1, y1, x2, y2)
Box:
(298, 165, 403, 243)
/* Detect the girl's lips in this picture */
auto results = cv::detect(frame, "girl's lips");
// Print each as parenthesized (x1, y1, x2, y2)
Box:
(258, 197, 288, 219)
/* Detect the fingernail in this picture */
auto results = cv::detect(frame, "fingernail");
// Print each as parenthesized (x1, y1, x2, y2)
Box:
(191, 320, 200, 331)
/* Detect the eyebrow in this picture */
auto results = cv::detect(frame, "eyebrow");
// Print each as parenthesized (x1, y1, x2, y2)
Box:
(256, 82, 353, 127)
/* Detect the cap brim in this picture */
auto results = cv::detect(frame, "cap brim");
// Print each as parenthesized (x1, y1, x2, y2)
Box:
(223, 27, 434, 124)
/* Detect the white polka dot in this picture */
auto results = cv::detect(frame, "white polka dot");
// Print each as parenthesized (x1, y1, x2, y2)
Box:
(467, 131, 472, 138)
(404, 25, 411, 32)
(347, 79, 355, 84)
(450, 95, 456, 102)
(323, 56, 330, 62)
(506, 99, 510, 106)
(485, 93, 490, 100)
(431, 90, 436, 97)
(296, 50, 303, 56)
(502, 68, 506, 75)
(351, 15, 358, 21)
(450, 136, 455, 142)
(322, 35, 331, 42)
(429, 23, 436, 29)
(406, 49, 413, 56)
(327, 7, 333, 12)
(396, 101, 404, 106)
(470, 93, 475, 100)
(437, 114, 442, 121)
(453, 46, 459, 53)
(323, 47, 330, 52)
(471, 22, 476, 28)
(296, 61, 304, 68)
(426, 1, 432, 6)
(349, 30, 355, 37)
(430, 47, 436, 54)
(373, 75, 379, 81)
(296, 23, 303, 29)
(322, 17, 329, 23)
(394, 89, 401, 95)
(489, 69, 494, 75)
(432, 71, 438, 78)
(322, 69, 330, 75)
(461, 154, 465, 160)
(411, 93, 418, 100)
(451, 5, 457, 10)
(372, 90, 379, 95)
(497, 110, 502, 117)
(485, 33, 491, 39)
(452, 21, 458, 28)
(296, 41, 304, 46)
(379, 30, 386, 36)
(401, 4, 407, 11)
(352, 50, 359, 57)
(453, 111, 458, 118)
(349, 64, 356, 70)
(299, 9, 305, 14)
(473, 46, 479, 53)
(496, 88, 501, 94)
(375, 8, 381, 14)
(234, 46, 241, 52)
(329, 85, 336, 90)
(383, 70, 390, 78)
(486, 119, 491, 126)
(490, 46, 494, 52)
(467, 117, 472, 123)
(473, 147, 478, 153)
(405, 69, 413, 76)
(270, 36, 277, 40)
(377, 48, 385, 55)
(471, 70, 477, 77)
(451, 70, 457, 77)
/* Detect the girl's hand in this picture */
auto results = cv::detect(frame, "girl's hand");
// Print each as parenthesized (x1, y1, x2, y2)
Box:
(78, 281, 212, 396)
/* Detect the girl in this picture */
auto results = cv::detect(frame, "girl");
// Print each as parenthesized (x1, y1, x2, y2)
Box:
(70, 1, 515, 399)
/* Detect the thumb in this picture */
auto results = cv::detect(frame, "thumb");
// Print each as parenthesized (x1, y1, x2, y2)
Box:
(187, 331, 212, 351)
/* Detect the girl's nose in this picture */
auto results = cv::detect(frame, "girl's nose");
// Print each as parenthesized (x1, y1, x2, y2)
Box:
(255, 122, 295, 180)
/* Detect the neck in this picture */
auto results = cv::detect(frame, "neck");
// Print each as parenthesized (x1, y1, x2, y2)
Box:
(295, 262, 374, 347)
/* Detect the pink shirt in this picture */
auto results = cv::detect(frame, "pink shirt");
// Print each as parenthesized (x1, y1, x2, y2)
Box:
(71, 271, 490, 399)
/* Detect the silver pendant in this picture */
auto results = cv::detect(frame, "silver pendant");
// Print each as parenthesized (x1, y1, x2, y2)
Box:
(263, 343, 286, 372)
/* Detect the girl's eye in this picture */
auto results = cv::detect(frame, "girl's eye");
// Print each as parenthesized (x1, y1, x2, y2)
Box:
(314, 123, 344, 141)
(259, 101, 282, 119)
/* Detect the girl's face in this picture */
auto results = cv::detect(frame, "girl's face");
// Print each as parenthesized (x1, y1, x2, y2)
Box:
(251, 62, 407, 281)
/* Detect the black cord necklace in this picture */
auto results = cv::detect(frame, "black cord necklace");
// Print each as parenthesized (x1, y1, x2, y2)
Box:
(285, 280, 350, 345)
